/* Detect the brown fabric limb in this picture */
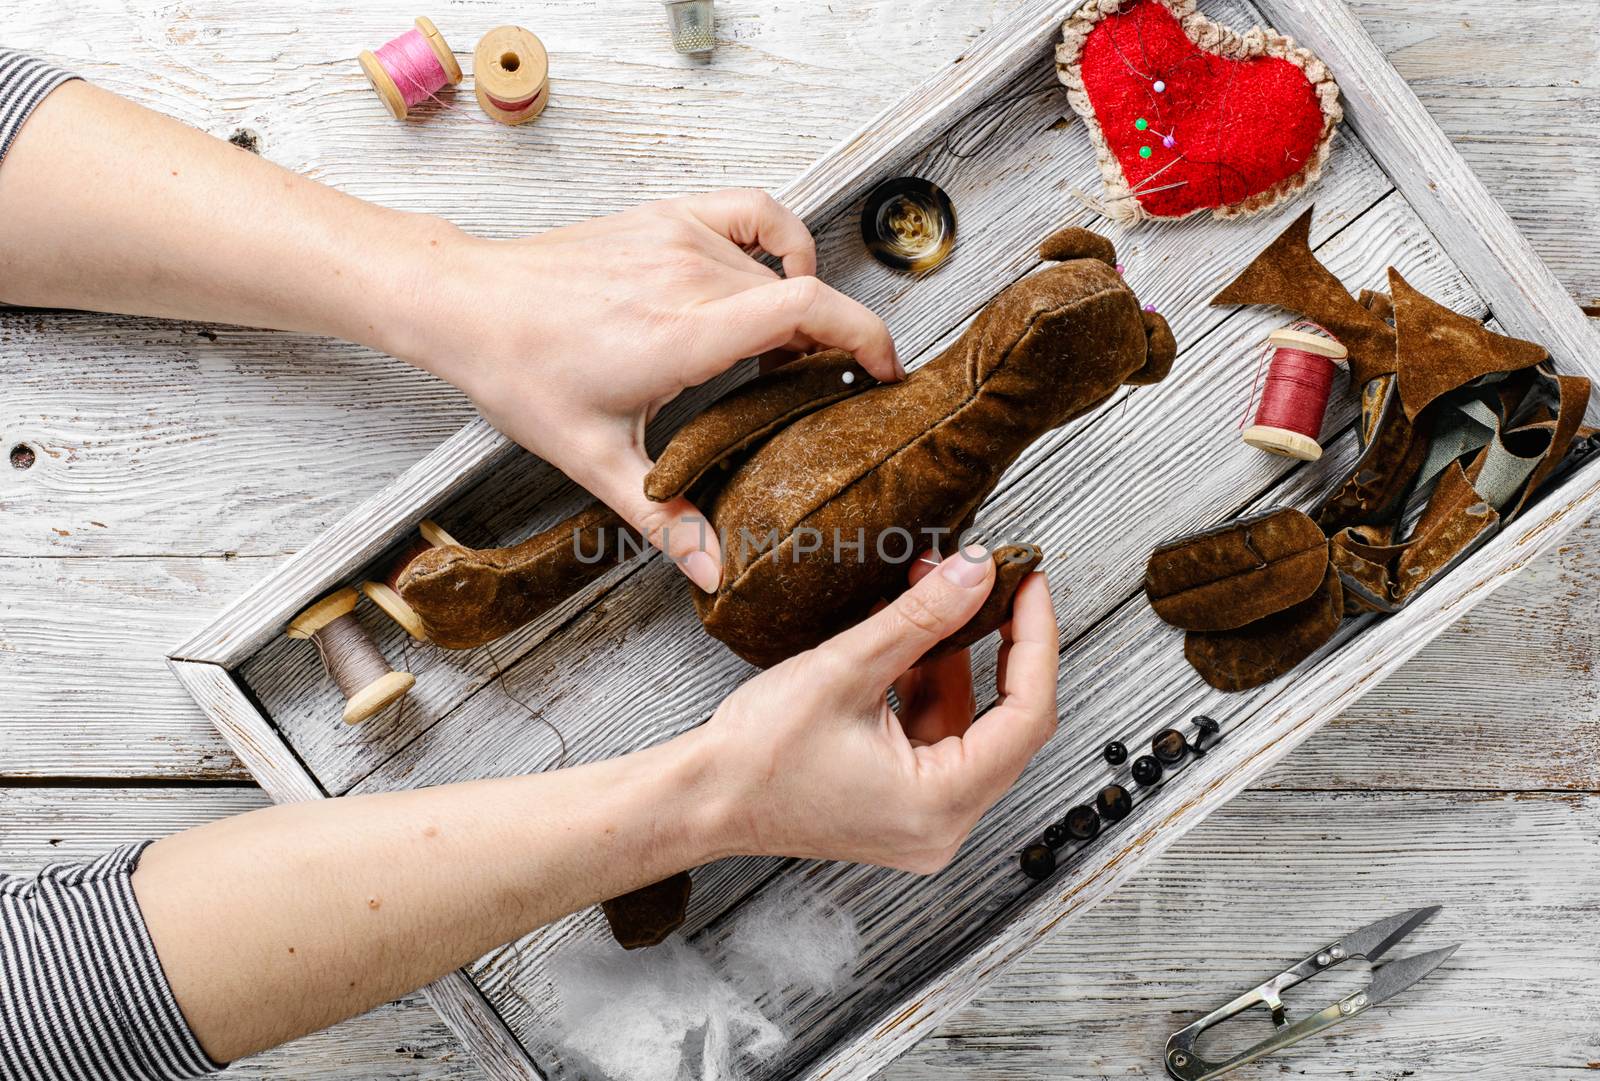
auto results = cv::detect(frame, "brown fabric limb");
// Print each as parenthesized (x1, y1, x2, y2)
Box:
(396, 503, 638, 649)
(599, 872, 692, 950)
(645, 351, 877, 503)
(1145, 508, 1327, 632)
(922, 546, 1042, 662)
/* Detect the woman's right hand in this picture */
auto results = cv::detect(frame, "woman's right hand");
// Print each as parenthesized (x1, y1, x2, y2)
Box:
(690, 547, 1060, 873)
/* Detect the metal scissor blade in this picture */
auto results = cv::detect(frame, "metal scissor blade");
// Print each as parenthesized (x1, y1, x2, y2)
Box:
(1337, 905, 1441, 963)
(1367, 944, 1459, 1007)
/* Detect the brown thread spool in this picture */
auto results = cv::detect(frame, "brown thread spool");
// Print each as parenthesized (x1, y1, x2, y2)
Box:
(1241, 326, 1348, 462)
(473, 26, 550, 125)
(362, 519, 463, 640)
(287, 587, 415, 724)
(358, 17, 464, 121)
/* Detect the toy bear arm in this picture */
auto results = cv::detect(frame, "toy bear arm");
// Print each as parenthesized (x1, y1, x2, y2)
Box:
(644, 349, 878, 502)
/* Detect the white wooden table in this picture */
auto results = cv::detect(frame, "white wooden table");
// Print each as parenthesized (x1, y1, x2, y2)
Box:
(2, 1, 1596, 1077)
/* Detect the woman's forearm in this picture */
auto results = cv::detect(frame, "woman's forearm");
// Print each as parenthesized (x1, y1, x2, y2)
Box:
(132, 727, 731, 1064)
(0, 79, 438, 346)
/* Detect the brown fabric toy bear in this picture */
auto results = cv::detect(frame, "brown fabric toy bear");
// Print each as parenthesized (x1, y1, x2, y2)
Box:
(395, 226, 1176, 675)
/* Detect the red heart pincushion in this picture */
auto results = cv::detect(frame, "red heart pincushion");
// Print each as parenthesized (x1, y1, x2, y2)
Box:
(1057, 0, 1341, 221)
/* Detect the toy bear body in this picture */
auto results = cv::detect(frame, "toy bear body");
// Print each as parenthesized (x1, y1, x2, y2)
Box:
(681, 249, 1167, 666)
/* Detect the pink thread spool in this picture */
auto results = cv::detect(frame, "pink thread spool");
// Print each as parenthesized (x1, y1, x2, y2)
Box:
(359, 17, 463, 120)
(1241, 327, 1348, 462)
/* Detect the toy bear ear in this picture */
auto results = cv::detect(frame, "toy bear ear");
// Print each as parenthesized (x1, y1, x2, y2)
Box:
(1039, 226, 1117, 266)
(1124, 308, 1176, 386)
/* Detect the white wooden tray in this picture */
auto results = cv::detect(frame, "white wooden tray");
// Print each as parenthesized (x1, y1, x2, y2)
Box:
(168, 2, 1600, 1077)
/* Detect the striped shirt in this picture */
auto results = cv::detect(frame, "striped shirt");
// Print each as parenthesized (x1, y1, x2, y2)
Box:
(0, 50, 77, 166)
(1, 844, 222, 1079)
(1, 51, 223, 1081)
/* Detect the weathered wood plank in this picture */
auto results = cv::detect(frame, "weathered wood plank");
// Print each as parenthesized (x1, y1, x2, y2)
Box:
(0, 556, 258, 780)
(887, 790, 1600, 1081)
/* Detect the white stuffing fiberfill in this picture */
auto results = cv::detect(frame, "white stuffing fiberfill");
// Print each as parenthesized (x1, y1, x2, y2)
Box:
(549, 888, 861, 1081)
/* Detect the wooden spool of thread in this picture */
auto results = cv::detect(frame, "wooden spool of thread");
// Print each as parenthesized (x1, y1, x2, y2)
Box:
(362, 519, 462, 640)
(473, 26, 550, 125)
(1241, 326, 1348, 462)
(358, 17, 464, 120)
(287, 587, 415, 724)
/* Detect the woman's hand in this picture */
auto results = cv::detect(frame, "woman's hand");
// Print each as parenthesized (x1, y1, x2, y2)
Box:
(695, 547, 1060, 872)
(391, 190, 902, 593)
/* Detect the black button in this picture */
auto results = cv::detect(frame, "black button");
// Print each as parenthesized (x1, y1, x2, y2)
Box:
(1043, 823, 1069, 849)
(1103, 740, 1129, 766)
(1151, 728, 1189, 766)
(1192, 715, 1222, 754)
(1131, 754, 1163, 786)
(1020, 843, 1056, 881)
(1096, 784, 1133, 822)
(1064, 804, 1100, 841)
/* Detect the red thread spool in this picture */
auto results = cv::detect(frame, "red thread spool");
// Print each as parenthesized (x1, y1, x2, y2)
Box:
(361, 519, 463, 640)
(1242, 327, 1348, 462)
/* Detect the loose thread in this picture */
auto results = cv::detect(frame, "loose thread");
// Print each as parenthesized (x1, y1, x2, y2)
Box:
(484, 641, 569, 770)
(942, 82, 1066, 160)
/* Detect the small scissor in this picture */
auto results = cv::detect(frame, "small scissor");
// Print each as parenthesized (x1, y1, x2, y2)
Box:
(1165, 905, 1459, 1081)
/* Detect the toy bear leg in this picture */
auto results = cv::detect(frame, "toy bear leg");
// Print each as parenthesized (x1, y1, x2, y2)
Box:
(396, 503, 639, 649)
(645, 350, 878, 503)
(600, 871, 692, 949)
(922, 544, 1044, 662)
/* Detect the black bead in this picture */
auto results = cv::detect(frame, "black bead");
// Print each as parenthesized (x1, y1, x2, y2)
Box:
(1103, 740, 1129, 766)
(1043, 823, 1069, 849)
(1020, 843, 1056, 881)
(1131, 754, 1163, 786)
(1096, 784, 1133, 822)
(1151, 728, 1190, 766)
(1064, 804, 1101, 841)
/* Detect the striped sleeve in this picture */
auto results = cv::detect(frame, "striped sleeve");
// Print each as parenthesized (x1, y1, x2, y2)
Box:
(1, 842, 225, 1081)
(0, 50, 78, 167)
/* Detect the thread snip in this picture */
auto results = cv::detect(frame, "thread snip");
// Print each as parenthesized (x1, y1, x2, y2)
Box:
(359, 17, 464, 120)
(1240, 325, 1347, 461)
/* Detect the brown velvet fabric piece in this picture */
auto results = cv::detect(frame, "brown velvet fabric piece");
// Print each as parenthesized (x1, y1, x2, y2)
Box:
(600, 871, 692, 950)
(645, 351, 876, 502)
(1184, 563, 1343, 692)
(1145, 508, 1327, 632)
(1316, 378, 1432, 532)
(673, 227, 1173, 668)
(1211, 207, 1396, 388)
(1330, 458, 1499, 613)
(1389, 268, 1547, 420)
(396, 504, 636, 649)
(1505, 371, 1592, 519)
